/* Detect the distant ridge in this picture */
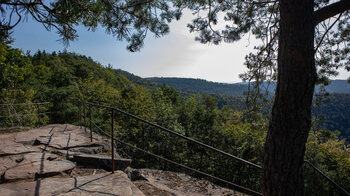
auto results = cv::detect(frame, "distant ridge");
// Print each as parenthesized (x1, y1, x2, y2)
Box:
(146, 77, 248, 96)
(146, 77, 350, 95)
(114, 69, 159, 89)
(319, 80, 350, 94)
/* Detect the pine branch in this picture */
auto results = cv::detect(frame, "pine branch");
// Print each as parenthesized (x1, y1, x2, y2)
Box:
(313, 0, 350, 26)
(315, 13, 342, 52)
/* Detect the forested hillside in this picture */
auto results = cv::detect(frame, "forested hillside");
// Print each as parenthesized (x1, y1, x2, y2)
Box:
(147, 77, 350, 140)
(313, 93, 350, 140)
(0, 42, 349, 195)
(147, 77, 350, 95)
(114, 69, 159, 89)
(147, 77, 248, 96)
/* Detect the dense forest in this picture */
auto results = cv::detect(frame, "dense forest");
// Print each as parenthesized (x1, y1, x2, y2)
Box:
(147, 77, 350, 95)
(147, 77, 350, 140)
(147, 77, 248, 96)
(0, 42, 349, 195)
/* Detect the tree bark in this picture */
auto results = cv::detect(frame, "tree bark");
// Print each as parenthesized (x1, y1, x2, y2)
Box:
(263, 0, 316, 195)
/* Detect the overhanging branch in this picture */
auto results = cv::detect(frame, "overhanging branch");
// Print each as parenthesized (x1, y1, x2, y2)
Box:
(315, 13, 342, 52)
(313, 0, 350, 26)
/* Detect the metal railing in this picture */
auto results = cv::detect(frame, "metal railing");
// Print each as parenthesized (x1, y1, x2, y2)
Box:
(304, 160, 350, 195)
(78, 100, 350, 196)
(0, 102, 51, 127)
(78, 100, 262, 195)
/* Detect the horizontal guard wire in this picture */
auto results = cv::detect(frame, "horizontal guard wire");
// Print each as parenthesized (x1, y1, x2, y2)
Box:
(85, 116, 263, 196)
(84, 101, 261, 170)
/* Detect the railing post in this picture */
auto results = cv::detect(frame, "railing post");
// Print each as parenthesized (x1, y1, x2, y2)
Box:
(49, 104, 52, 124)
(83, 102, 86, 132)
(89, 104, 92, 142)
(37, 104, 40, 127)
(79, 101, 81, 129)
(111, 108, 115, 173)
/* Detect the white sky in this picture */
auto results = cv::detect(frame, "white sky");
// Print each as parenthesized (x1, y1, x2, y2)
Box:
(11, 11, 349, 83)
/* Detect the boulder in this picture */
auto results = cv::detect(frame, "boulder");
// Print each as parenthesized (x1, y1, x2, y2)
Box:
(124, 167, 148, 181)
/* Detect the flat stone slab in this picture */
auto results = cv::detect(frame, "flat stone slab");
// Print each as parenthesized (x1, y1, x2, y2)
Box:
(73, 154, 131, 171)
(36, 133, 93, 149)
(0, 124, 123, 183)
(0, 155, 23, 183)
(3, 152, 76, 181)
(0, 156, 18, 174)
(34, 125, 107, 152)
(15, 125, 55, 145)
(0, 133, 16, 141)
(0, 139, 36, 156)
(49, 124, 106, 142)
(0, 171, 145, 196)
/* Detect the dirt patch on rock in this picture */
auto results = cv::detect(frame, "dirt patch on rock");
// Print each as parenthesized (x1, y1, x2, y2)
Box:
(69, 166, 107, 177)
(132, 169, 247, 196)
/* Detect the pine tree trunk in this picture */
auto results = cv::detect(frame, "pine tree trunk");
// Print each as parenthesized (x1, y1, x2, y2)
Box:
(263, 0, 316, 195)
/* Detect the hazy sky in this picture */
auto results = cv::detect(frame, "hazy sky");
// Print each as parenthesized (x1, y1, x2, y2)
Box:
(11, 11, 349, 83)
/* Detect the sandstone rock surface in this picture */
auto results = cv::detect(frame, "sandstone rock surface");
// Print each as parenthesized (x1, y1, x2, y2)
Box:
(133, 169, 247, 196)
(34, 124, 107, 153)
(0, 136, 36, 156)
(0, 171, 145, 196)
(0, 124, 104, 182)
(0, 124, 246, 196)
(15, 126, 54, 145)
(72, 154, 131, 171)
(4, 152, 76, 181)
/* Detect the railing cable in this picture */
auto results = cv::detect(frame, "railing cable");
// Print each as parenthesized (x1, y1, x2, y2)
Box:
(0, 102, 50, 106)
(304, 160, 350, 195)
(84, 101, 261, 169)
(80, 101, 350, 196)
(85, 115, 262, 196)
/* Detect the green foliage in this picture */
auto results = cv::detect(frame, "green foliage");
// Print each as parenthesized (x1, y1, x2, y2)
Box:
(147, 77, 248, 96)
(1, 41, 349, 194)
(114, 69, 158, 89)
(0, 42, 41, 127)
(305, 129, 350, 195)
(313, 93, 350, 140)
(147, 77, 350, 141)
(1, 0, 182, 51)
